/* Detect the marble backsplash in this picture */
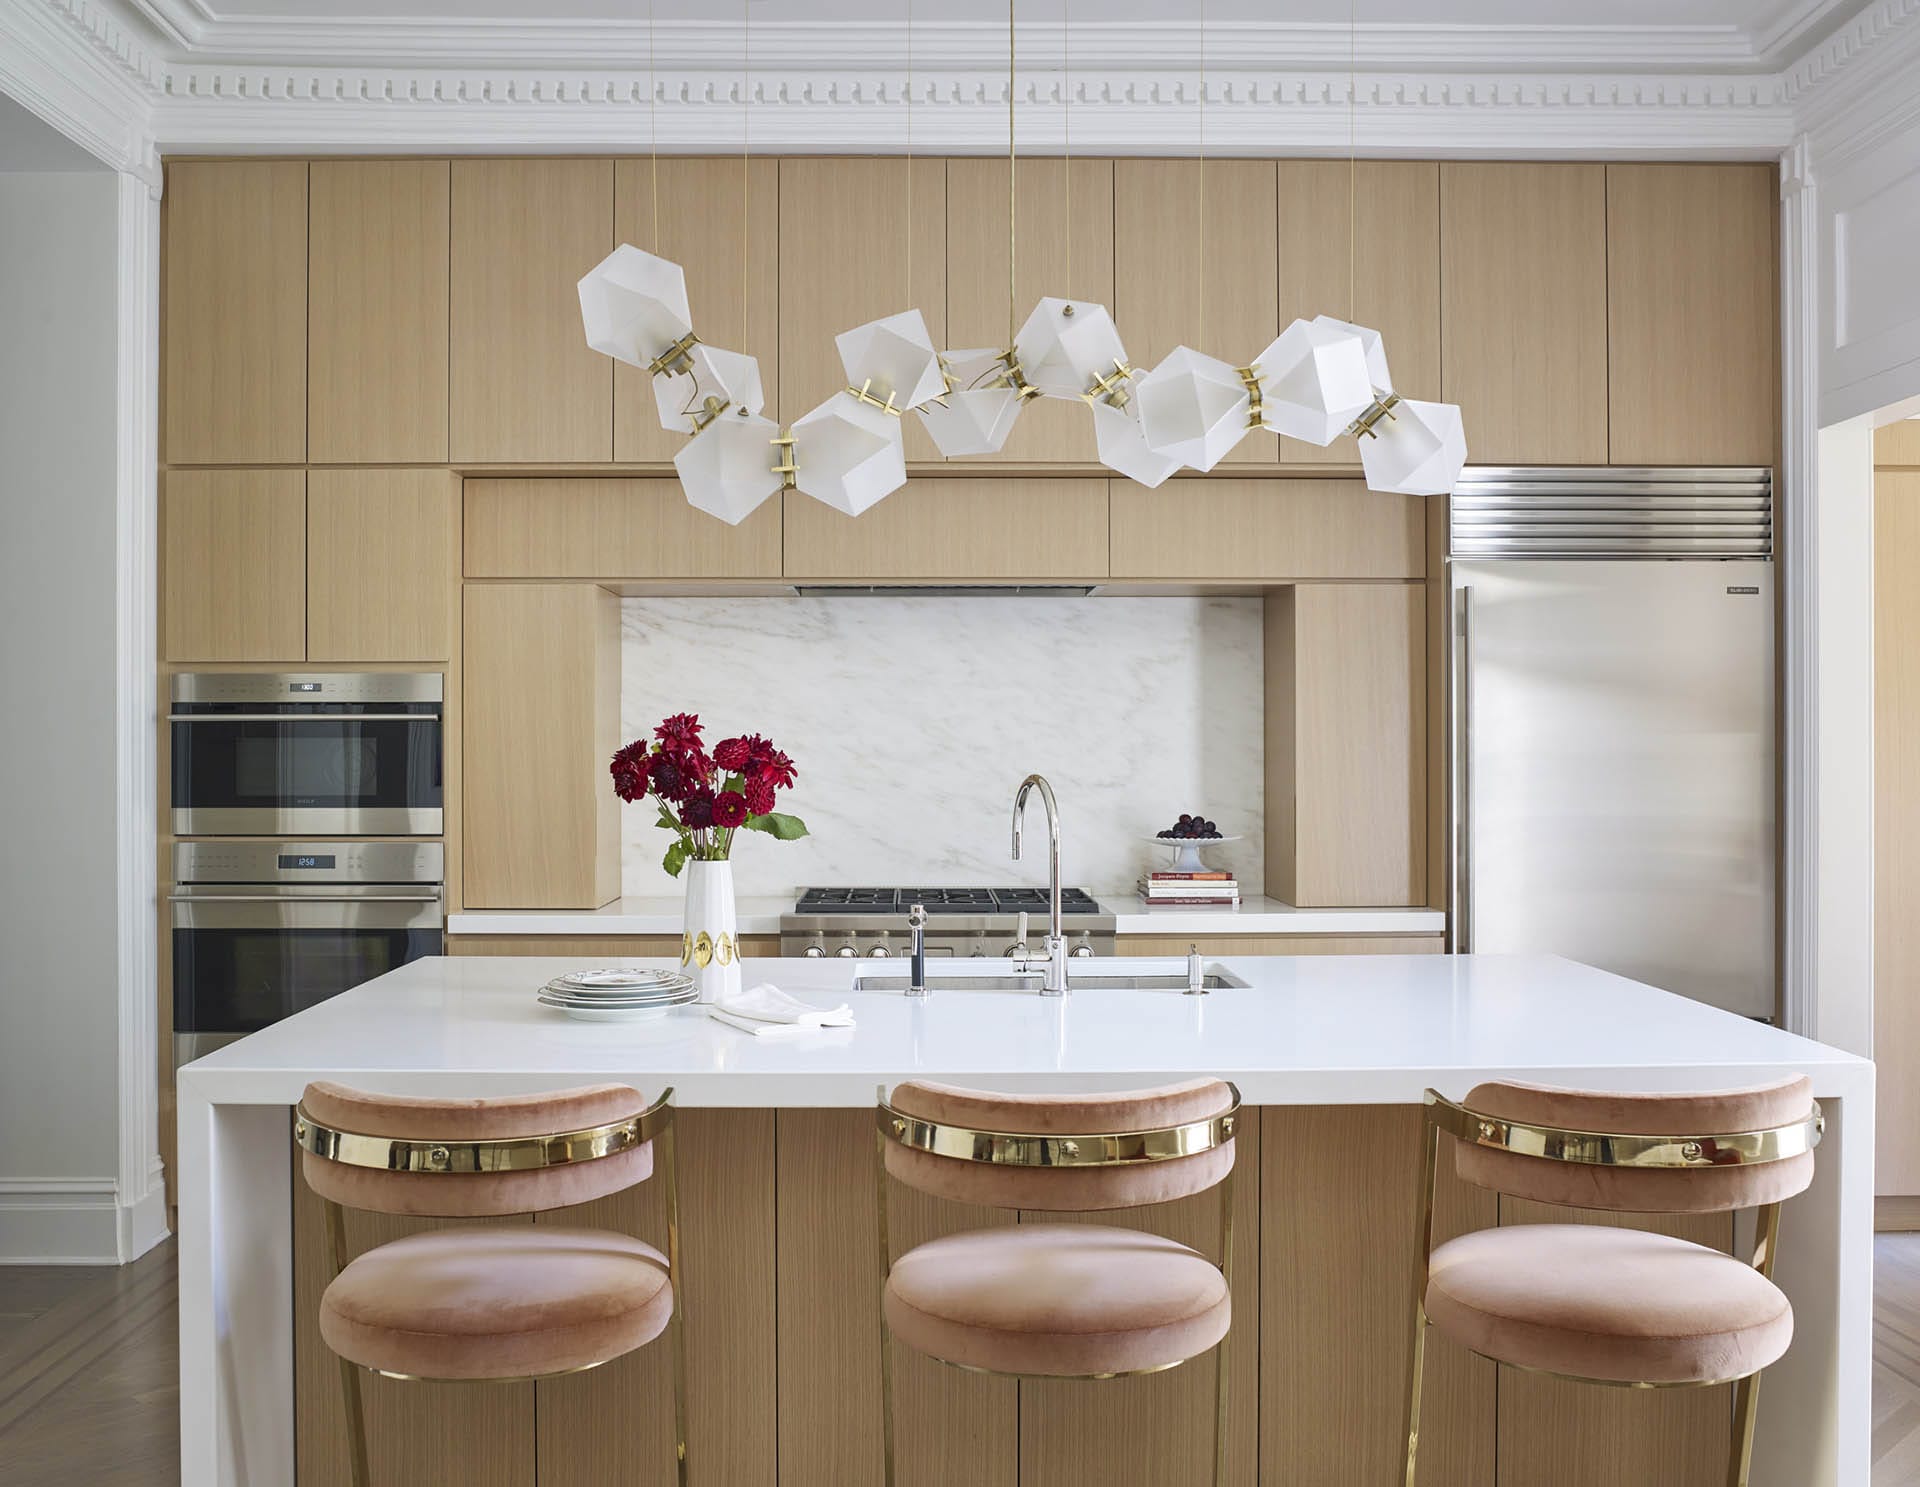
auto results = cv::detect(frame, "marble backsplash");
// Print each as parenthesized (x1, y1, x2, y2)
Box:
(618, 595, 1264, 898)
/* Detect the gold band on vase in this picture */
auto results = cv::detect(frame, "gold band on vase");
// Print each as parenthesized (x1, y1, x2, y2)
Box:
(681, 930, 737, 968)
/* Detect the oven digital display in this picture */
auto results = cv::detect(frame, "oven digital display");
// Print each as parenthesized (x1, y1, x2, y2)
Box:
(288, 682, 323, 692)
(278, 854, 336, 870)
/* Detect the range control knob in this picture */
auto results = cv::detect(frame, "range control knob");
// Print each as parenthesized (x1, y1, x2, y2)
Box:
(867, 944, 892, 958)
(802, 943, 825, 958)
(834, 941, 858, 959)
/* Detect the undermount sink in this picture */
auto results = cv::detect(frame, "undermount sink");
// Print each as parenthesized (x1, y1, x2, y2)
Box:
(852, 963, 1249, 994)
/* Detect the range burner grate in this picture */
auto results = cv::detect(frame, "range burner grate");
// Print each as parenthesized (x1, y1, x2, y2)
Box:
(794, 886, 1103, 916)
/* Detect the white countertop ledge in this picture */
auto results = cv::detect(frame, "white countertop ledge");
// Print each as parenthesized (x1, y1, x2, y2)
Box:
(445, 895, 1446, 939)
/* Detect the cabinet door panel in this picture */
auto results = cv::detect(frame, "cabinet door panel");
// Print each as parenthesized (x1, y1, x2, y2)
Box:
(464, 478, 782, 579)
(161, 469, 306, 662)
(163, 161, 308, 464)
(307, 469, 455, 662)
(451, 159, 613, 464)
(1440, 164, 1608, 464)
(1607, 164, 1776, 466)
(1109, 478, 1424, 581)
(1277, 161, 1440, 465)
(780, 479, 1107, 581)
(778, 159, 947, 463)
(946, 159, 1115, 464)
(1115, 161, 1280, 466)
(614, 157, 779, 463)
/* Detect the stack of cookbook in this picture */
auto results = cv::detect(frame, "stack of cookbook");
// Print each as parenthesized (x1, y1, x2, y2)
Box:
(1137, 870, 1240, 907)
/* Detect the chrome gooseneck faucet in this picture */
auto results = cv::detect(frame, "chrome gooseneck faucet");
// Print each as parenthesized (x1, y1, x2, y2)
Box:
(1011, 774, 1069, 995)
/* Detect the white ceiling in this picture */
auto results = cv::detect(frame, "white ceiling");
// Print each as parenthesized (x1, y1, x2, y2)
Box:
(0, 96, 110, 172)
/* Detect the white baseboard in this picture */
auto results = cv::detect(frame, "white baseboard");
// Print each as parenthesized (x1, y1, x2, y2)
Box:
(0, 1177, 170, 1264)
(117, 1178, 171, 1262)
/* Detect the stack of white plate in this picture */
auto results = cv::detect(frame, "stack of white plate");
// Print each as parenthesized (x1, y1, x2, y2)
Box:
(536, 968, 698, 1022)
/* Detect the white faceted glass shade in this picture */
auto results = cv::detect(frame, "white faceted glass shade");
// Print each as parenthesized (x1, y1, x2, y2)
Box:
(1090, 398, 1181, 489)
(673, 412, 784, 525)
(791, 392, 908, 516)
(920, 389, 1025, 456)
(1310, 315, 1392, 393)
(1134, 347, 1251, 472)
(652, 345, 765, 434)
(835, 309, 946, 411)
(578, 244, 693, 369)
(1250, 319, 1374, 446)
(1358, 399, 1468, 496)
(1014, 298, 1129, 400)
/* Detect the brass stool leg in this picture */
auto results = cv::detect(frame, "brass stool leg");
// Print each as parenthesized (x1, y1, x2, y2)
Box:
(1402, 1309, 1430, 1487)
(874, 1113, 898, 1487)
(1212, 1336, 1231, 1487)
(1727, 1369, 1764, 1487)
(661, 1117, 691, 1487)
(337, 1357, 371, 1487)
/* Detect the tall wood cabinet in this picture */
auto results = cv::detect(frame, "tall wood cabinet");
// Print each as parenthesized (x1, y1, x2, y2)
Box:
(306, 469, 456, 662)
(161, 469, 308, 661)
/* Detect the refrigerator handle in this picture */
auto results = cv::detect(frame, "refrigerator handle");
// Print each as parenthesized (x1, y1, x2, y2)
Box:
(1451, 585, 1473, 954)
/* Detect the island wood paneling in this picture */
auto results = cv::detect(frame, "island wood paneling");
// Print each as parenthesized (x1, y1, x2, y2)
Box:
(1108, 478, 1424, 582)
(306, 468, 455, 662)
(308, 160, 451, 464)
(613, 158, 779, 463)
(163, 160, 309, 465)
(780, 478, 1108, 580)
(464, 477, 782, 579)
(1266, 584, 1427, 907)
(1276, 161, 1442, 465)
(1877, 469, 1920, 1197)
(777, 159, 948, 464)
(1261, 1105, 1496, 1487)
(462, 583, 620, 909)
(1606, 163, 1778, 467)
(1118, 934, 1443, 957)
(945, 158, 1116, 464)
(451, 159, 614, 464)
(1114, 160, 1281, 465)
(161, 469, 307, 662)
(1440, 163, 1609, 465)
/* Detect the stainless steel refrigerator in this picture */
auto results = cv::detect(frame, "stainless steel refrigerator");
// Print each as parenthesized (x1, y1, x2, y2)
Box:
(1449, 467, 1776, 1018)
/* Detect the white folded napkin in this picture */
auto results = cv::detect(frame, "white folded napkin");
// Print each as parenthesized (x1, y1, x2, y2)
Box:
(709, 983, 855, 1038)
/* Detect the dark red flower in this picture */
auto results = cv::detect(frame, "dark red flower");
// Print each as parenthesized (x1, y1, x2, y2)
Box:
(743, 778, 776, 817)
(654, 713, 703, 751)
(754, 748, 797, 791)
(679, 790, 715, 830)
(711, 791, 749, 829)
(712, 736, 751, 772)
(610, 742, 652, 803)
(649, 755, 686, 799)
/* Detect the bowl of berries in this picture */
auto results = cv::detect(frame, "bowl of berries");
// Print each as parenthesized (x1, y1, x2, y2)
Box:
(1144, 814, 1242, 874)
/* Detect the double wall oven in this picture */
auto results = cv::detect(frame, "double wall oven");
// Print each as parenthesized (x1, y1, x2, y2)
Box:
(170, 674, 445, 1068)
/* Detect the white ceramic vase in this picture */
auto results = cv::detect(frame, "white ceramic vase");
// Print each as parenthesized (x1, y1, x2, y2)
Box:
(681, 858, 742, 1004)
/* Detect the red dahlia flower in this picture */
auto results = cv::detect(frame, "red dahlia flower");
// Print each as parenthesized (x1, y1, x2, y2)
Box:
(743, 778, 776, 816)
(679, 790, 715, 829)
(649, 756, 686, 799)
(711, 792, 749, 829)
(654, 713, 703, 751)
(610, 754, 649, 803)
(712, 736, 751, 772)
(754, 748, 797, 790)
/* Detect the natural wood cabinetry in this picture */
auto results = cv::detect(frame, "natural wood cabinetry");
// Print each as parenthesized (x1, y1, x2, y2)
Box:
(308, 160, 451, 464)
(161, 469, 307, 661)
(1266, 584, 1426, 907)
(1119, 934, 1443, 957)
(450, 159, 614, 464)
(1109, 478, 1425, 581)
(1276, 161, 1441, 465)
(613, 158, 779, 463)
(1115, 160, 1281, 465)
(777, 159, 947, 463)
(462, 584, 620, 909)
(162, 160, 308, 465)
(781, 478, 1108, 581)
(464, 478, 782, 579)
(1881, 421, 1920, 465)
(1606, 164, 1777, 466)
(306, 469, 456, 662)
(1440, 163, 1609, 464)
(946, 159, 1115, 464)
(1877, 469, 1920, 1196)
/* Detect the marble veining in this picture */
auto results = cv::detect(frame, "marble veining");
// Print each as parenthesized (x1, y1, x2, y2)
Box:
(619, 596, 1264, 898)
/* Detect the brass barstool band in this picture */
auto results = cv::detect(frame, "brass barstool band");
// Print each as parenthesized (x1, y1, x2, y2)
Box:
(876, 1086, 1241, 1168)
(295, 1089, 675, 1175)
(1424, 1090, 1824, 1169)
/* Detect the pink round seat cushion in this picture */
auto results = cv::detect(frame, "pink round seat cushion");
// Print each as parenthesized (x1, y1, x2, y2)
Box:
(884, 1223, 1230, 1378)
(1424, 1224, 1792, 1385)
(320, 1226, 673, 1380)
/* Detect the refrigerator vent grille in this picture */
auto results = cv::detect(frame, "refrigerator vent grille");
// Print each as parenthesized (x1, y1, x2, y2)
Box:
(1448, 467, 1772, 558)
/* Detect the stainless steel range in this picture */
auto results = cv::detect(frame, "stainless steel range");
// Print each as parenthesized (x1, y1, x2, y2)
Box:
(779, 887, 1116, 960)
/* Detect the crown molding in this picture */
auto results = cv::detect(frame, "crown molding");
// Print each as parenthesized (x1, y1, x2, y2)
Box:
(0, 0, 157, 182)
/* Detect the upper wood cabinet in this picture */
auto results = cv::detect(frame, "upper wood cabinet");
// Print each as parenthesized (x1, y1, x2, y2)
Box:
(163, 161, 308, 465)
(450, 159, 613, 464)
(1115, 161, 1280, 466)
(1606, 164, 1777, 466)
(463, 583, 620, 909)
(162, 469, 307, 661)
(1277, 161, 1440, 465)
(465, 478, 782, 579)
(946, 159, 1115, 464)
(1440, 163, 1609, 464)
(778, 159, 947, 463)
(308, 161, 451, 464)
(1881, 421, 1920, 466)
(307, 469, 456, 662)
(1109, 479, 1425, 582)
(613, 158, 779, 464)
(781, 479, 1108, 581)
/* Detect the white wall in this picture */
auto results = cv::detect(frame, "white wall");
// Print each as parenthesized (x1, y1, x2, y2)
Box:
(0, 169, 130, 1261)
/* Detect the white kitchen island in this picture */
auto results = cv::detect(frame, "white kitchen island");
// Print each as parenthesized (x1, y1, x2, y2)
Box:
(177, 952, 1873, 1487)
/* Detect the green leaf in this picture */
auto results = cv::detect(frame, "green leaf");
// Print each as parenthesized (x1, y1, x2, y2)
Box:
(662, 838, 691, 877)
(742, 811, 809, 841)
(655, 806, 679, 832)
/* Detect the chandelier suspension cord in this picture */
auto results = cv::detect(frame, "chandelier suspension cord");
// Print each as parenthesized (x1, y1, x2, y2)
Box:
(1197, 0, 1205, 337)
(1348, 0, 1357, 320)
(1008, 0, 1017, 348)
(742, 0, 750, 326)
(1062, 0, 1071, 295)
(648, 0, 658, 249)
(906, 0, 913, 310)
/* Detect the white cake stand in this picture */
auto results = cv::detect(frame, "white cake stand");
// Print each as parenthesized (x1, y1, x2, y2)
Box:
(1141, 833, 1242, 875)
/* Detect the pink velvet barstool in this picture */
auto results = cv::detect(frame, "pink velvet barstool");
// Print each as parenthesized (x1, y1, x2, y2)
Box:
(1402, 1076, 1824, 1487)
(294, 1081, 688, 1487)
(873, 1078, 1241, 1487)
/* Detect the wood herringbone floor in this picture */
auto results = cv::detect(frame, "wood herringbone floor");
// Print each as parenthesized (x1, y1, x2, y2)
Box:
(4, 1233, 1920, 1484)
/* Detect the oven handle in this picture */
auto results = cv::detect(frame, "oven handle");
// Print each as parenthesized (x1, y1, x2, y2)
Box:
(166, 713, 439, 723)
(168, 893, 442, 903)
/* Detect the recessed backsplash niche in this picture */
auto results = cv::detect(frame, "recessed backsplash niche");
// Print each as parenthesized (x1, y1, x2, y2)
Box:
(619, 596, 1264, 898)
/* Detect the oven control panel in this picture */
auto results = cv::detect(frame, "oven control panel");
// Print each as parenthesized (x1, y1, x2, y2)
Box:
(173, 840, 444, 885)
